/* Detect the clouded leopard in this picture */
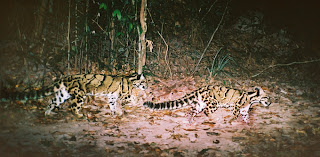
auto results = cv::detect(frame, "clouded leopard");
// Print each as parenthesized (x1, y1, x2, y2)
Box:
(2, 73, 147, 117)
(144, 85, 270, 123)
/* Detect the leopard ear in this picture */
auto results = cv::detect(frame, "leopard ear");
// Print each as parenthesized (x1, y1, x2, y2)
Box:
(254, 87, 260, 96)
(138, 74, 145, 80)
(253, 86, 266, 96)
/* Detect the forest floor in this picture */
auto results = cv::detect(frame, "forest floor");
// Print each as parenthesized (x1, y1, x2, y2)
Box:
(1, 72, 320, 156)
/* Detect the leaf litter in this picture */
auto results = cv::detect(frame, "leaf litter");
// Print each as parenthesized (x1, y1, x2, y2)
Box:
(1, 75, 319, 156)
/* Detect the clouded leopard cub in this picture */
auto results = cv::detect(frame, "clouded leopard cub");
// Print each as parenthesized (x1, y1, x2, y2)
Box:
(144, 85, 271, 123)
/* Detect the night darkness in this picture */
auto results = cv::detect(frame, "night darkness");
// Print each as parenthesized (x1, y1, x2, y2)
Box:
(0, 0, 320, 156)
(232, 0, 320, 54)
(1, 1, 320, 45)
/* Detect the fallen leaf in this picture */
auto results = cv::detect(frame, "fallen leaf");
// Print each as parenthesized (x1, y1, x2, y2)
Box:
(213, 140, 220, 144)
(183, 128, 198, 131)
(206, 132, 220, 136)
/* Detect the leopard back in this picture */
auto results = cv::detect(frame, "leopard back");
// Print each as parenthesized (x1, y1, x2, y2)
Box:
(144, 85, 271, 123)
(62, 73, 147, 116)
(3, 73, 147, 117)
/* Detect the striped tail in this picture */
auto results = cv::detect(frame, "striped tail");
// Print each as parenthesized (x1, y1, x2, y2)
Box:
(1, 89, 50, 102)
(143, 86, 209, 110)
(143, 100, 189, 110)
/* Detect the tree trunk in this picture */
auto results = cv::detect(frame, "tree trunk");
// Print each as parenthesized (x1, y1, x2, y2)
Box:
(35, 0, 48, 39)
(137, 0, 147, 74)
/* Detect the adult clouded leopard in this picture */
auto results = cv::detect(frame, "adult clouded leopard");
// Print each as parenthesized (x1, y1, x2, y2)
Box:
(2, 73, 147, 117)
(144, 85, 270, 123)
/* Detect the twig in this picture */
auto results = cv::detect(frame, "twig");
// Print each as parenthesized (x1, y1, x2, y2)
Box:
(147, 8, 155, 25)
(199, 0, 218, 23)
(92, 19, 108, 34)
(157, 31, 172, 78)
(192, 1, 229, 75)
(79, 8, 107, 35)
(251, 59, 320, 78)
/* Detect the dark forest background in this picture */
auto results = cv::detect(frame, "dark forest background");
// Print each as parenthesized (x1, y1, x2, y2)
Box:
(0, 0, 319, 88)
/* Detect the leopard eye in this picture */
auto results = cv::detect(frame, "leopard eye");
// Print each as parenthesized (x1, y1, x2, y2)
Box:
(260, 97, 271, 106)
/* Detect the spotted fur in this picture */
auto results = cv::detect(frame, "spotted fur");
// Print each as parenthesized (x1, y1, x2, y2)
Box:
(144, 85, 270, 123)
(3, 73, 147, 117)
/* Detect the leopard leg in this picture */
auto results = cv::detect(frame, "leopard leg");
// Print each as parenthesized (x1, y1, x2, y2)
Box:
(107, 93, 118, 115)
(45, 98, 57, 116)
(240, 103, 252, 123)
(45, 89, 71, 116)
(187, 106, 198, 124)
(204, 102, 218, 116)
(188, 96, 208, 123)
(229, 105, 241, 123)
(70, 90, 86, 118)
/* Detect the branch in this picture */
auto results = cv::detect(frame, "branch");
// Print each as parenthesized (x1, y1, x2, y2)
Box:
(92, 19, 107, 34)
(157, 31, 172, 78)
(199, 0, 218, 23)
(251, 59, 320, 78)
(191, 1, 229, 75)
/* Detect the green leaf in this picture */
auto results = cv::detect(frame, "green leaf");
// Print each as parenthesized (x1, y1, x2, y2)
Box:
(128, 23, 133, 33)
(86, 25, 90, 32)
(99, 3, 107, 10)
(112, 9, 121, 20)
(72, 46, 77, 51)
(137, 25, 142, 35)
(116, 32, 124, 37)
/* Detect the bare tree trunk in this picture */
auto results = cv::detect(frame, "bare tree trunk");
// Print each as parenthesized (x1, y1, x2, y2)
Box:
(85, 0, 89, 74)
(75, 0, 79, 72)
(67, 0, 71, 75)
(35, 0, 48, 39)
(109, 20, 115, 65)
(137, 0, 147, 74)
(33, 0, 48, 56)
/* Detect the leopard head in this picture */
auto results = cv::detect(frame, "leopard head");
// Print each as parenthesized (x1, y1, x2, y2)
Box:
(249, 87, 271, 106)
(131, 74, 148, 90)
